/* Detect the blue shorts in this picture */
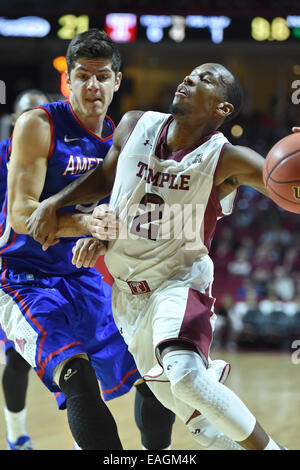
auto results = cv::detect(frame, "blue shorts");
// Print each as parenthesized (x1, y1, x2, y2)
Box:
(0, 266, 140, 402)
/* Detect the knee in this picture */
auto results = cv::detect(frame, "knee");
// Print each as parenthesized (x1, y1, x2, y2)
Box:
(135, 382, 176, 430)
(58, 356, 98, 398)
(135, 382, 175, 450)
(162, 349, 208, 398)
(53, 353, 88, 388)
(170, 368, 198, 399)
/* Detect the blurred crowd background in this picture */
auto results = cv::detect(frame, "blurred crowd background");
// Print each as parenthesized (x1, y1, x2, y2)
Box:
(0, 0, 299, 352)
(212, 104, 300, 352)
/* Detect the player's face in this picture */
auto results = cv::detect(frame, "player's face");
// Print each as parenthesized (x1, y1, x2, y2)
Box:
(68, 58, 122, 119)
(172, 63, 232, 121)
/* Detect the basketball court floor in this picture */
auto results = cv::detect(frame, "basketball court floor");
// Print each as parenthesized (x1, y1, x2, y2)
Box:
(0, 349, 298, 451)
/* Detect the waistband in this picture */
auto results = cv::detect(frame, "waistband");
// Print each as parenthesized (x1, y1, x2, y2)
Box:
(114, 277, 154, 295)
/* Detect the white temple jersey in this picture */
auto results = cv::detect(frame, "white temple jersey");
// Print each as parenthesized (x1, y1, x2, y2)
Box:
(105, 111, 236, 291)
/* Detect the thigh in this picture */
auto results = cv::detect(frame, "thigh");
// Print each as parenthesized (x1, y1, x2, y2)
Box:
(0, 274, 86, 393)
(152, 283, 214, 367)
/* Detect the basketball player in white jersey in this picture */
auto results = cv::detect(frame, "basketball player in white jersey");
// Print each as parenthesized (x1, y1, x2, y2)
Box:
(25, 63, 287, 450)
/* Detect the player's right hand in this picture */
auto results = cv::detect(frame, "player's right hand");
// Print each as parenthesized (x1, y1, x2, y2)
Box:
(87, 204, 120, 240)
(72, 237, 107, 268)
(25, 199, 60, 250)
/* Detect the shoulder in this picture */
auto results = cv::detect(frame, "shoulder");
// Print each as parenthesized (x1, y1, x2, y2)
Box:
(112, 110, 145, 149)
(15, 108, 51, 135)
(11, 108, 52, 158)
(118, 110, 145, 129)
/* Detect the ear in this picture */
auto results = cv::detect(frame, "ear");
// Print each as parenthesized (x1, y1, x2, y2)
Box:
(66, 71, 71, 91)
(114, 72, 122, 92)
(216, 101, 234, 118)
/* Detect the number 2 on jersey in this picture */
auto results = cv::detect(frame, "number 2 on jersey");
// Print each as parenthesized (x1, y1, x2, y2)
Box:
(130, 193, 164, 241)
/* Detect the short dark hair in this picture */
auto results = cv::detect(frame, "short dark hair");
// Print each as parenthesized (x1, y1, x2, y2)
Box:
(66, 29, 121, 75)
(223, 69, 244, 122)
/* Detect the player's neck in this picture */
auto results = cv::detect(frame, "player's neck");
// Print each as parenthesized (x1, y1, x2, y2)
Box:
(82, 116, 104, 137)
(69, 98, 106, 137)
(166, 117, 218, 152)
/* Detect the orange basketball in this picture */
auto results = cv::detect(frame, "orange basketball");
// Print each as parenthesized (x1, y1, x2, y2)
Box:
(263, 133, 300, 214)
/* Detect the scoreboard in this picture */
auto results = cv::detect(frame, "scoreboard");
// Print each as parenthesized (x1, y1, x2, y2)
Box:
(1, 13, 300, 44)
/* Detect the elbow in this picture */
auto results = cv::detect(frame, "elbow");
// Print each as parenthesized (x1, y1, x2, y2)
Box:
(7, 210, 27, 235)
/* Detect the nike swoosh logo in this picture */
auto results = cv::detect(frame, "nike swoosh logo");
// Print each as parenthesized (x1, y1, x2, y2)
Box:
(64, 135, 80, 142)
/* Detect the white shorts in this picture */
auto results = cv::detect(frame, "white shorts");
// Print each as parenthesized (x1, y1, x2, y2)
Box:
(111, 276, 216, 422)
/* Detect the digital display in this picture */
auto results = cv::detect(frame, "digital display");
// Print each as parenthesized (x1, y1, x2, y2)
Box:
(57, 14, 90, 39)
(1, 14, 300, 44)
(105, 13, 137, 42)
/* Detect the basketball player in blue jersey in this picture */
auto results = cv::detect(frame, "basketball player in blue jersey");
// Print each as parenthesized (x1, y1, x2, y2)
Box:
(28, 62, 289, 450)
(0, 89, 73, 449)
(0, 29, 180, 451)
(0, 89, 52, 450)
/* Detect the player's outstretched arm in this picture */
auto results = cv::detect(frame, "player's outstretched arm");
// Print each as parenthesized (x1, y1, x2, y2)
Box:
(39, 204, 120, 251)
(217, 144, 268, 197)
(25, 110, 144, 246)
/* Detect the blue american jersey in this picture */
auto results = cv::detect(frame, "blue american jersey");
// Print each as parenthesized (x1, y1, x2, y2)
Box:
(0, 100, 113, 274)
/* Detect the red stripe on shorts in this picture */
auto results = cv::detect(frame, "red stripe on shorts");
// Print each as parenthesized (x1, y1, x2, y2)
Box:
(101, 367, 138, 395)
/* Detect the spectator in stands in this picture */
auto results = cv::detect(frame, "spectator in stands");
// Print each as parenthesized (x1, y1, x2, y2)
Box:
(227, 247, 252, 277)
(273, 266, 295, 301)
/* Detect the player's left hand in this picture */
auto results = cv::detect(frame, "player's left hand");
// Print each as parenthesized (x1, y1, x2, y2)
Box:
(26, 199, 60, 249)
(72, 237, 107, 268)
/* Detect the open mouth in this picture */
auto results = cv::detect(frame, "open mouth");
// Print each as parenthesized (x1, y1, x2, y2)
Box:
(175, 85, 188, 97)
